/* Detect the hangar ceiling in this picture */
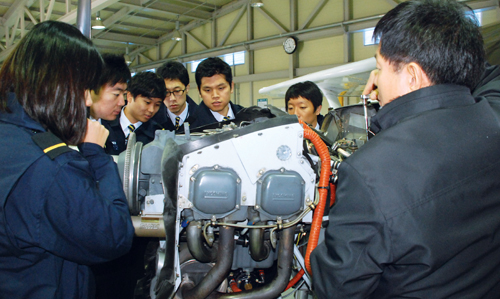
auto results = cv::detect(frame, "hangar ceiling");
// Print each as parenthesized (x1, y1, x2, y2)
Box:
(0, 0, 498, 69)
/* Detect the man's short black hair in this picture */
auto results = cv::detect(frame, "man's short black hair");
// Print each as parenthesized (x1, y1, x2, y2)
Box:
(374, 0, 485, 90)
(195, 57, 232, 91)
(285, 81, 323, 110)
(94, 53, 131, 93)
(156, 61, 189, 87)
(128, 71, 167, 100)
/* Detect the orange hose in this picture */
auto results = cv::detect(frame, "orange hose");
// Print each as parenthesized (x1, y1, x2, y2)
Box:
(330, 183, 336, 207)
(299, 120, 332, 275)
(285, 268, 305, 291)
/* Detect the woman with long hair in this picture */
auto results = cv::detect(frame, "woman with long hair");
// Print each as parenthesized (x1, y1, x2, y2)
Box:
(0, 21, 134, 298)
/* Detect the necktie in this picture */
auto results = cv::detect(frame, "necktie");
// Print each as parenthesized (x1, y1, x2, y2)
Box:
(126, 124, 135, 145)
(223, 116, 230, 122)
(175, 116, 180, 129)
(128, 124, 135, 133)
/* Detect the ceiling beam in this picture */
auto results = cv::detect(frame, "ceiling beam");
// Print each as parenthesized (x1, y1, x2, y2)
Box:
(299, 0, 328, 30)
(255, 6, 288, 34)
(94, 31, 157, 45)
(57, 0, 120, 23)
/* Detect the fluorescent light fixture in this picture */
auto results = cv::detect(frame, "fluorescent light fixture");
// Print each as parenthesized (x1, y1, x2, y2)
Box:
(171, 20, 182, 41)
(250, 1, 264, 8)
(92, 12, 105, 30)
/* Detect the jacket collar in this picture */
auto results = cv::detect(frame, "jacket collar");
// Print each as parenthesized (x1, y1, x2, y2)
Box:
(0, 93, 45, 132)
(370, 84, 475, 134)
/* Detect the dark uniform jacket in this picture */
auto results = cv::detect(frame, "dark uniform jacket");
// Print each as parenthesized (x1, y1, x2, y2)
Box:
(317, 114, 324, 129)
(311, 84, 500, 298)
(0, 93, 134, 298)
(102, 111, 164, 155)
(153, 95, 198, 133)
(473, 63, 500, 116)
(190, 101, 243, 129)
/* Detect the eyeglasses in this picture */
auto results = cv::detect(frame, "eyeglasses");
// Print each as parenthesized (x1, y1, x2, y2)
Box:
(166, 89, 186, 97)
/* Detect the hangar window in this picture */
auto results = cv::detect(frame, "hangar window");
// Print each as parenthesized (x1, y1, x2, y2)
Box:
(190, 51, 245, 73)
(363, 28, 379, 46)
(130, 68, 155, 77)
(467, 10, 482, 26)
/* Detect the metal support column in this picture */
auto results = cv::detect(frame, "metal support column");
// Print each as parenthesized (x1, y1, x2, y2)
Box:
(76, 0, 91, 38)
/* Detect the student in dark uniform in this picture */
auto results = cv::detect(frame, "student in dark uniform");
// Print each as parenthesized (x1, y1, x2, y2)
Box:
(154, 61, 198, 133)
(102, 71, 166, 155)
(191, 57, 243, 128)
(285, 81, 324, 130)
(89, 54, 131, 122)
(0, 21, 134, 299)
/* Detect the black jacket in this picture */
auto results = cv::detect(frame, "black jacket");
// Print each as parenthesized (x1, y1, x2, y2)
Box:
(473, 63, 500, 116)
(190, 101, 243, 129)
(0, 94, 134, 298)
(153, 95, 198, 133)
(311, 84, 500, 298)
(102, 111, 164, 155)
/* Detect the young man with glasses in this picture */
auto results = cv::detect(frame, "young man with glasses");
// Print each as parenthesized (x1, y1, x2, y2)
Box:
(154, 61, 198, 133)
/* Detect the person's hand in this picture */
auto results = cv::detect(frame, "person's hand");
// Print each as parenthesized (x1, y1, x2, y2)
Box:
(362, 69, 379, 101)
(84, 119, 109, 148)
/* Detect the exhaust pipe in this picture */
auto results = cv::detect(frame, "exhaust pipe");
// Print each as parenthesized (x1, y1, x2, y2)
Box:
(249, 226, 271, 262)
(211, 225, 296, 299)
(187, 221, 218, 263)
(180, 225, 235, 299)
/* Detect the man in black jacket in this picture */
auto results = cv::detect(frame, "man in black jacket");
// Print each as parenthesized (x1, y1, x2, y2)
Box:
(154, 61, 198, 133)
(311, 1, 500, 298)
(191, 57, 243, 128)
(102, 71, 166, 155)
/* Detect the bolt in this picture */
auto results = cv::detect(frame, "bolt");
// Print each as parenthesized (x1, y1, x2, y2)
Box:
(215, 145, 219, 149)
(258, 132, 263, 136)
(151, 179, 155, 184)
(190, 177, 195, 182)
(236, 178, 241, 184)
(255, 205, 260, 210)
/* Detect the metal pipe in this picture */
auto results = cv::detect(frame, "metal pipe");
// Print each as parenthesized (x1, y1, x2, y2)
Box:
(76, 0, 91, 38)
(249, 226, 271, 262)
(131, 216, 165, 237)
(213, 225, 296, 299)
(181, 226, 235, 299)
(187, 221, 218, 263)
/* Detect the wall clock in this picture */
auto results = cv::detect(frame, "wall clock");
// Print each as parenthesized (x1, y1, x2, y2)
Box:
(283, 37, 297, 54)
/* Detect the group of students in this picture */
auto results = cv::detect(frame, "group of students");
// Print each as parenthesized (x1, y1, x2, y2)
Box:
(89, 51, 325, 157)
(87, 55, 245, 156)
